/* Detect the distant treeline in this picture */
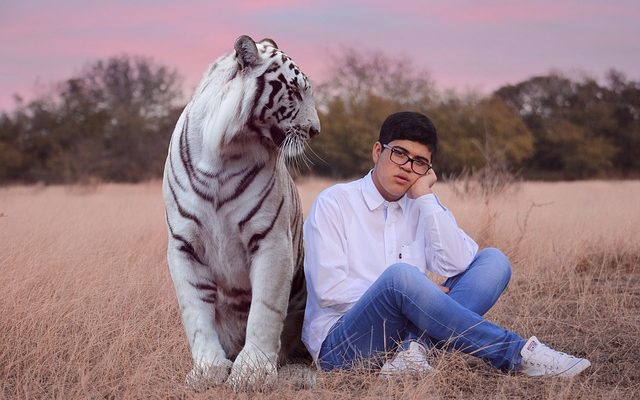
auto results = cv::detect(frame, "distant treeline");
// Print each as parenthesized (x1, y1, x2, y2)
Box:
(1, 51, 639, 184)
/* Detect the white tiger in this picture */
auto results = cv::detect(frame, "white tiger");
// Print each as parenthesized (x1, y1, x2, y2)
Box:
(162, 35, 320, 391)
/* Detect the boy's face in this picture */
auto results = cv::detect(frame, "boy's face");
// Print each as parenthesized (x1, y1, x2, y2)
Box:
(371, 139, 433, 201)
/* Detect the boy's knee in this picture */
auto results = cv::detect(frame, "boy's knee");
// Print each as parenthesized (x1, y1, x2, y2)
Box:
(383, 263, 423, 287)
(381, 263, 442, 302)
(385, 262, 419, 278)
(479, 247, 512, 281)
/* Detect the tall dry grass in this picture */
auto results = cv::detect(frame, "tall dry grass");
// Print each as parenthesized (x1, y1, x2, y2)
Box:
(1, 178, 639, 399)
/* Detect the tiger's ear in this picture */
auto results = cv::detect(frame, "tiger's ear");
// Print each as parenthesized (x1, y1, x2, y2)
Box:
(234, 35, 259, 69)
(259, 38, 278, 49)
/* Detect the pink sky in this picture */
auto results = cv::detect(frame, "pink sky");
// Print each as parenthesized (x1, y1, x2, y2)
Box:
(1, 0, 639, 111)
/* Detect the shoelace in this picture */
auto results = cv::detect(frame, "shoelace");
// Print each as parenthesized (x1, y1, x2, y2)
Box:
(525, 343, 576, 372)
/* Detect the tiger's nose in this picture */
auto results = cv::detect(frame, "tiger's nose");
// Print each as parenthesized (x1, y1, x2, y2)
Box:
(309, 126, 320, 138)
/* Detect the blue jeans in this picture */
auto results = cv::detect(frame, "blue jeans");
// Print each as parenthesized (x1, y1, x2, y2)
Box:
(318, 248, 526, 372)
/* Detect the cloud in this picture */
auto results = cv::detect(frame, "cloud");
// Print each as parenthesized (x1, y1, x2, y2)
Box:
(1, 0, 639, 111)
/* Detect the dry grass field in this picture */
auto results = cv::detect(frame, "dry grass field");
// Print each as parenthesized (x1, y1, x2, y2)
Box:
(1, 178, 639, 399)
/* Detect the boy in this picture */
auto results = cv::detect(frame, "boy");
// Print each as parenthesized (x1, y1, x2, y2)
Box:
(302, 111, 590, 377)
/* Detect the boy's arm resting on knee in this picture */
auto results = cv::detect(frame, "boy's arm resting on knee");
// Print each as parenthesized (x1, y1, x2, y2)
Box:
(415, 193, 479, 277)
(304, 195, 367, 312)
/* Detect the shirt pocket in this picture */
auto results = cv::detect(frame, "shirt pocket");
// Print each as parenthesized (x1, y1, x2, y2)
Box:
(398, 240, 426, 269)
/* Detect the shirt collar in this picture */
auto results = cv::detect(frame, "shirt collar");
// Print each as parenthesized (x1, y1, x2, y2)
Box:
(361, 170, 407, 212)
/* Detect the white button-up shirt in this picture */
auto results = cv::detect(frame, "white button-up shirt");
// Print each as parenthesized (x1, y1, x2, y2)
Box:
(302, 171, 479, 362)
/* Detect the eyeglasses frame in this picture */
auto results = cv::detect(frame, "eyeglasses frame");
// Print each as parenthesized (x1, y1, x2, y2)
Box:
(381, 143, 432, 176)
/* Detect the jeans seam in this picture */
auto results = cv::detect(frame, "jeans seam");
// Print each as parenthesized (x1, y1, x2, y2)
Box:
(390, 287, 490, 352)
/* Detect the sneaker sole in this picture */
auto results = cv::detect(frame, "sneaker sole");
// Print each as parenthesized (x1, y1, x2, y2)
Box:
(557, 359, 591, 378)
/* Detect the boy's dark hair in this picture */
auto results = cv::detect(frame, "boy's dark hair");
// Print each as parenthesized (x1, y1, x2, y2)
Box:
(378, 111, 438, 156)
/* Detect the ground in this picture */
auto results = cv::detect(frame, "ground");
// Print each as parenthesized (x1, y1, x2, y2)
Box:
(1, 178, 639, 399)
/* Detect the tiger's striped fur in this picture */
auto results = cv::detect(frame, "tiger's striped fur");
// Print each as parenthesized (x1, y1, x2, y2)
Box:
(162, 35, 319, 391)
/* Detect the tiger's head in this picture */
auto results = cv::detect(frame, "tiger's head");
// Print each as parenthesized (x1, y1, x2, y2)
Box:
(232, 35, 320, 158)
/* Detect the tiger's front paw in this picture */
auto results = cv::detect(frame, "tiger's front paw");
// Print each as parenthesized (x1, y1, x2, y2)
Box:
(186, 358, 233, 391)
(226, 346, 278, 392)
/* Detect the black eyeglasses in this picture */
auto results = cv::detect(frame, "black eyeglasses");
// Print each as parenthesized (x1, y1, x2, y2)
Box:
(382, 144, 432, 175)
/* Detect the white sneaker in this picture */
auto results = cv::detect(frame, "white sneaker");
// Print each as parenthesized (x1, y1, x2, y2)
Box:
(519, 336, 591, 378)
(380, 341, 434, 377)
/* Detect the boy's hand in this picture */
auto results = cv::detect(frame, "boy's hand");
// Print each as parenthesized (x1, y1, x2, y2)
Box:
(407, 168, 437, 199)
